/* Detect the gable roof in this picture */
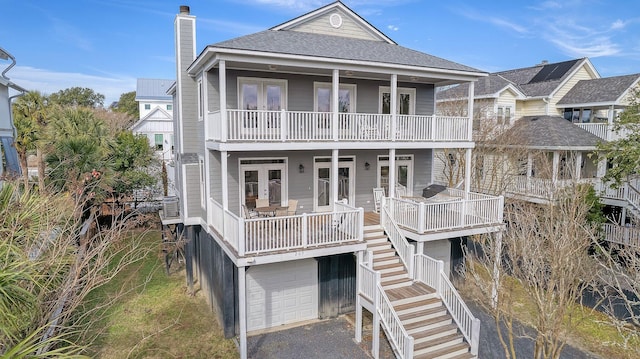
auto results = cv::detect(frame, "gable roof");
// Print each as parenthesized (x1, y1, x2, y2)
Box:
(270, 1, 395, 44)
(493, 115, 602, 150)
(438, 58, 594, 101)
(437, 74, 524, 100)
(557, 73, 640, 106)
(130, 106, 173, 132)
(135, 78, 174, 101)
(210, 30, 481, 73)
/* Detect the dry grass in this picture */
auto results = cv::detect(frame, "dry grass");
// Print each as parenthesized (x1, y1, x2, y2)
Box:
(84, 229, 238, 359)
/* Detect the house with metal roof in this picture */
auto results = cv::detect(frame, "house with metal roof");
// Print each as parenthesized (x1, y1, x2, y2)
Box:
(166, 2, 506, 358)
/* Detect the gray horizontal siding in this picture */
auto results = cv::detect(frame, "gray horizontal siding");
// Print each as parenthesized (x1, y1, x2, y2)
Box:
(185, 163, 203, 219)
(210, 151, 222, 203)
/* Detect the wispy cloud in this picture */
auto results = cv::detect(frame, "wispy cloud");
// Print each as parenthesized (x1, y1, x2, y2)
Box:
(199, 18, 265, 36)
(544, 22, 620, 57)
(457, 8, 528, 34)
(610, 19, 626, 30)
(9, 66, 136, 106)
(387, 25, 399, 31)
(50, 17, 93, 51)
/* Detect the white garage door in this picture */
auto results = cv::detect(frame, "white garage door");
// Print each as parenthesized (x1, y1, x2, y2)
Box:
(246, 259, 318, 332)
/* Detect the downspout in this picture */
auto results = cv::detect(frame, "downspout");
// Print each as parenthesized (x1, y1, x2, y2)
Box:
(542, 97, 551, 116)
(0, 46, 16, 79)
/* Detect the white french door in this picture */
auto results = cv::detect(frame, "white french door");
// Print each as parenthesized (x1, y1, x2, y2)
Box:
(313, 157, 355, 212)
(241, 162, 286, 209)
(239, 77, 287, 136)
(378, 155, 414, 196)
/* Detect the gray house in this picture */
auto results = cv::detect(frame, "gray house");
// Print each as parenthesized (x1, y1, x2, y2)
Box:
(0, 47, 25, 182)
(167, 2, 504, 358)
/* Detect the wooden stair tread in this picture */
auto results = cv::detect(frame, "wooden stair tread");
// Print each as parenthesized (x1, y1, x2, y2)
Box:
(414, 333, 463, 351)
(373, 262, 403, 271)
(413, 342, 470, 359)
(381, 269, 407, 278)
(386, 283, 435, 301)
(366, 241, 390, 248)
(371, 247, 396, 255)
(404, 313, 451, 330)
(381, 277, 412, 286)
(393, 297, 441, 312)
(411, 323, 458, 340)
(398, 306, 445, 321)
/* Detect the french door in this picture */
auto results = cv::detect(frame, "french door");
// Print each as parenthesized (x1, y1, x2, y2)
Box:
(378, 155, 414, 196)
(239, 78, 287, 136)
(313, 157, 355, 212)
(241, 162, 286, 209)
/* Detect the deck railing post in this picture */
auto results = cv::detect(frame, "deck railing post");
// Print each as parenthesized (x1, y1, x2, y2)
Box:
(471, 318, 480, 355)
(436, 260, 444, 296)
(372, 274, 381, 359)
(302, 213, 308, 248)
(430, 114, 436, 140)
(418, 202, 426, 234)
(238, 217, 245, 256)
(280, 109, 287, 141)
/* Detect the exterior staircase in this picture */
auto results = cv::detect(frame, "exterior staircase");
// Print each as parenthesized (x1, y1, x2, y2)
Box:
(364, 224, 476, 359)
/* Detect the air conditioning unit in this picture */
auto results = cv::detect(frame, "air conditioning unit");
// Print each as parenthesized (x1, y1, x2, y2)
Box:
(162, 196, 179, 217)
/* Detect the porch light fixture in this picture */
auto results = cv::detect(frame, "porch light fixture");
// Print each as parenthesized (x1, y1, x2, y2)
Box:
(364, 162, 370, 170)
(299, 164, 305, 173)
(345, 70, 353, 77)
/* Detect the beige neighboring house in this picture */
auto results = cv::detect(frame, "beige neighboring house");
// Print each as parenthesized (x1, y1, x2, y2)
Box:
(437, 58, 640, 248)
(132, 78, 176, 195)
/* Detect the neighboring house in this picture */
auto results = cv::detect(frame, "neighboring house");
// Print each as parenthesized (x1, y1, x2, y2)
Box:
(132, 78, 176, 195)
(437, 59, 640, 248)
(166, 2, 504, 358)
(0, 47, 25, 184)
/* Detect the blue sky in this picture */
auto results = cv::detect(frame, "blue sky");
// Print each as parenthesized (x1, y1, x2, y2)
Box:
(2, 0, 640, 106)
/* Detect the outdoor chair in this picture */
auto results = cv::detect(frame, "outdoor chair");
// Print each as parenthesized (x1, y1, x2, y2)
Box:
(373, 188, 385, 213)
(255, 198, 269, 208)
(287, 199, 298, 216)
(242, 204, 258, 219)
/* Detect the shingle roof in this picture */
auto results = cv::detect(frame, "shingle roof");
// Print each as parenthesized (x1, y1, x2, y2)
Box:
(437, 74, 512, 99)
(437, 59, 585, 100)
(211, 30, 482, 73)
(135, 78, 174, 101)
(557, 73, 640, 105)
(493, 115, 602, 149)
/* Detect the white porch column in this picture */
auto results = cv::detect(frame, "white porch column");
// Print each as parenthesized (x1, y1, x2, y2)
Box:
(552, 151, 560, 184)
(575, 152, 583, 180)
(492, 231, 503, 309)
(526, 153, 533, 178)
(221, 150, 229, 211)
(607, 105, 615, 141)
(355, 250, 363, 343)
(332, 149, 339, 207)
(464, 148, 472, 198)
(388, 149, 396, 198)
(238, 265, 247, 359)
(390, 74, 397, 141)
(467, 81, 475, 140)
(219, 60, 227, 142)
(597, 159, 607, 178)
(332, 69, 339, 141)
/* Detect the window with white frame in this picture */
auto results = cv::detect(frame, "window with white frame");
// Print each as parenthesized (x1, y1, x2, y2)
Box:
(497, 106, 512, 124)
(379, 87, 416, 115)
(167, 104, 172, 111)
(313, 82, 356, 113)
(154, 134, 163, 151)
(144, 104, 150, 110)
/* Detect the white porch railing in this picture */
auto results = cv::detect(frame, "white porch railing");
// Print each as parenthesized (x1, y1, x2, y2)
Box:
(359, 261, 414, 359)
(210, 109, 472, 143)
(386, 192, 503, 234)
(627, 183, 640, 212)
(576, 123, 608, 141)
(604, 223, 640, 248)
(380, 198, 415, 278)
(216, 200, 362, 256)
(209, 198, 224, 234)
(414, 254, 480, 356)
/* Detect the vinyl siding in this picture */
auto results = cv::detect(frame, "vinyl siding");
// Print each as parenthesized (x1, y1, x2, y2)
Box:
(225, 149, 432, 214)
(207, 70, 220, 112)
(210, 151, 222, 202)
(550, 65, 597, 115)
(185, 163, 203, 218)
(291, 9, 380, 41)
(221, 70, 434, 115)
(177, 17, 200, 154)
(521, 99, 547, 116)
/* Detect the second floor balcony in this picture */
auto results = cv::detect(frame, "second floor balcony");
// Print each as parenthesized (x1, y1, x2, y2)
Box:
(207, 109, 471, 144)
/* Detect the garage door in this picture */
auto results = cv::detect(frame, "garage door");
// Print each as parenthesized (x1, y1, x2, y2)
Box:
(246, 259, 318, 332)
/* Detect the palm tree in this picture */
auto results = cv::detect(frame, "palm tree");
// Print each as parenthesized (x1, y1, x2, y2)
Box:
(12, 91, 49, 189)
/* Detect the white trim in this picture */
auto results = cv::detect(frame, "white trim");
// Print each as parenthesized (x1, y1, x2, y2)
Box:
(378, 86, 416, 115)
(188, 48, 487, 81)
(377, 154, 414, 196)
(207, 141, 475, 152)
(199, 156, 206, 209)
(313, 155, 356, 212)
(549, 58, 600, 99)
(329, 13, 343, 28)
(238, 157, 288, 209)
(237, 77, 288, 111)
(313, 81, 357, 112)
(197, 78, 204, 121)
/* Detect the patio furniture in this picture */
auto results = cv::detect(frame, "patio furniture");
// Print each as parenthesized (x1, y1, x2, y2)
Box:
(242, 204, 258, 219)
(256, 198, 269, 208)
(287, 199, 298, 215)
(373, 187, 385, 213)
(255, 205, 288, 217)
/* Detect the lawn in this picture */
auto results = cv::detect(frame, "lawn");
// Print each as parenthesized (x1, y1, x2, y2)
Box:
(84, 228, 238, 359)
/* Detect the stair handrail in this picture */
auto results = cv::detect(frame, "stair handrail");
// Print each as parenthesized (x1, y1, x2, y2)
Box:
(414, 253, 480, 355)
(376, 281, 414, 359)
(625, 182, 640, 213)
(380, 198, 416, 279)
